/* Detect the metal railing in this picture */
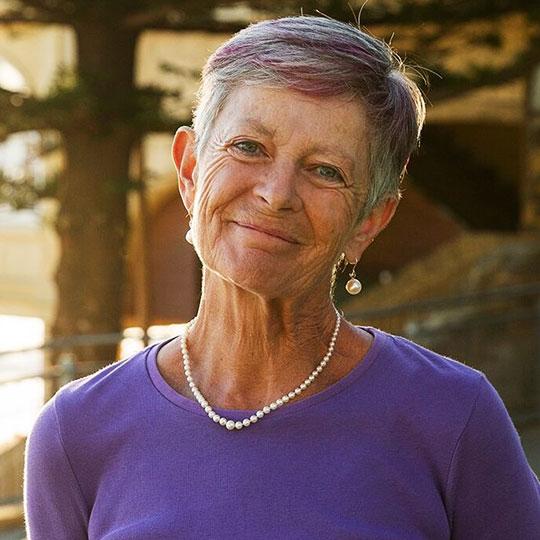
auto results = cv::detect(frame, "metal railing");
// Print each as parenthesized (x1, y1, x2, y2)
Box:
(1, 283, 540, 518)
(346, 282, 540, 426)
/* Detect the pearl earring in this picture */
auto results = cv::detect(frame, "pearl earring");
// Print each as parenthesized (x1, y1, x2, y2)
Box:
(185, 214, 194, 245)
(345, 259, 362, 295)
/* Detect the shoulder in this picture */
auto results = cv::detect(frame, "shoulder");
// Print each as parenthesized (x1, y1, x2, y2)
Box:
(36, 341, 166, 440)
(368, 327, 484, 398)
(56, 345, 150, 406)
(361, 327, 488, 448)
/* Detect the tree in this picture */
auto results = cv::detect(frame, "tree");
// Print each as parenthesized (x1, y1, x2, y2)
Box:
(523, 64, 540, 229)
(0, 0, 538, 377)
(0, 0, 252, 374)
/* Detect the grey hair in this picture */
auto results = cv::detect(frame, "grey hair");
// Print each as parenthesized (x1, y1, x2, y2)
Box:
(192, 15, 426, 219)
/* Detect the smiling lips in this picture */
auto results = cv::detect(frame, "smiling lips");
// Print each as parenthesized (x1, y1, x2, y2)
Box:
(234, 221, 300, 244)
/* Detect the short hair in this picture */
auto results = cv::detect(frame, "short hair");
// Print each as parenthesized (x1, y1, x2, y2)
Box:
(192, 15, 426, 219)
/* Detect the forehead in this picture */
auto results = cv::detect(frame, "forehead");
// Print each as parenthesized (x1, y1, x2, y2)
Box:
(213, 85, 369, 165)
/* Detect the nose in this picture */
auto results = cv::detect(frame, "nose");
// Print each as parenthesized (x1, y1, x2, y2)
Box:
(253, 162, 302, 212)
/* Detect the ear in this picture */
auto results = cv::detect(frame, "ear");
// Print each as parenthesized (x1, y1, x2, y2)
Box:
(171, 126, 197, 215)
(344, 197, 399, 263)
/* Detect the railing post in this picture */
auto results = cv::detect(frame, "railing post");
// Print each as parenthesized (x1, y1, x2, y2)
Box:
(58, 352, 77, 388)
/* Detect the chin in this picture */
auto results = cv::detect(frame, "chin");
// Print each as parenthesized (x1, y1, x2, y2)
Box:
(213, 250, 296, 298)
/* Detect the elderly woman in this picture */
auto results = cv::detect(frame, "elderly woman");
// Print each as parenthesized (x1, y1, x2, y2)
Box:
(25, 15, 539, 539)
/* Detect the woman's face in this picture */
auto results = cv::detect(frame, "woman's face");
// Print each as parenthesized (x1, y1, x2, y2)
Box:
(174, 85, 389, 299)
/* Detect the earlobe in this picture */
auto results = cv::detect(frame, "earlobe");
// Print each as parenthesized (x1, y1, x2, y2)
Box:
(172, 126, 197, 214)
(344, 197, 399, 262)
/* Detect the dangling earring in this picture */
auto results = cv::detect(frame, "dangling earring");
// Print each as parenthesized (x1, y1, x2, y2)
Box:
(185, 215, 193, 245)
(345, 258, 362, 295)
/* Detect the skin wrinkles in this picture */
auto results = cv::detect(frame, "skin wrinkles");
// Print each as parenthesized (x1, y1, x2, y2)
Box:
(195, 121, 363, 270)
(166, 86, 398, 409)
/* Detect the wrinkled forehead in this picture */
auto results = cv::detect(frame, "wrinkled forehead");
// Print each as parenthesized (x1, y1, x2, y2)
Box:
(210, 85, 370, 167)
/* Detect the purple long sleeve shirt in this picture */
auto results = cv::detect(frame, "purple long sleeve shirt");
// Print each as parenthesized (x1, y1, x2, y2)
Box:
(24, 327, 540, 539)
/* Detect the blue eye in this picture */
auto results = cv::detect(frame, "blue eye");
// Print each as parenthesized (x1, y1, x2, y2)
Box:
(233, 140, 261, 155)
(315, 165, 343, 181)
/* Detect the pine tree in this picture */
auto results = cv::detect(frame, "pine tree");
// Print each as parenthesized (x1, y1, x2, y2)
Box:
(0, 1, 538, 375)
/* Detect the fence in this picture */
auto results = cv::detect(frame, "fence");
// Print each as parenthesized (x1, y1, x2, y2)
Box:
(346, 282, 540, 423)
(0, 329, 163, 535)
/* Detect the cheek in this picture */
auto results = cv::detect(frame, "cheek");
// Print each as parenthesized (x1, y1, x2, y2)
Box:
(198, 155, 252, 200)
(191, 160, 252, 255)
(306, 191, 359, 247)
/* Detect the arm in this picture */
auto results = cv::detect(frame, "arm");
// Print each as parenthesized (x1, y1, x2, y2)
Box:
(24, 395, 89, 539)
(447, 374, 540, 539)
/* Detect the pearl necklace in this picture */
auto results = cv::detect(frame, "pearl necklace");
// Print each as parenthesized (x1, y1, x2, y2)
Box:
(180, 309, 342, 430)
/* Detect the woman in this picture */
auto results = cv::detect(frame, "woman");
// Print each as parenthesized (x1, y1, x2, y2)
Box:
(25, 15, 540, 539)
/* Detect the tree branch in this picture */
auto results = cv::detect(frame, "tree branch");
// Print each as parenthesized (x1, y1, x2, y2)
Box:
(0, 90, 65, 138)
(123, 11, 246, 34)
(12, 0, 70, 17)
(0, 8, 66, 25)
(357, 0, 539, 27)
(426, 47, 540, 103)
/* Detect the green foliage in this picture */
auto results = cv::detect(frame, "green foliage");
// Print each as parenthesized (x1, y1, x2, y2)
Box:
(0, 170, 58, 209)
(0, 0, 539, 207)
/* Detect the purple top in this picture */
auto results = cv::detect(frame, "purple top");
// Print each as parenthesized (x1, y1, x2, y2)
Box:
(24, 327, 540, 539)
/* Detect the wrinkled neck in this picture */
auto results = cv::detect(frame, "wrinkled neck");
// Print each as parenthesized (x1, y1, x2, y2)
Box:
(183, 267, 340, 408)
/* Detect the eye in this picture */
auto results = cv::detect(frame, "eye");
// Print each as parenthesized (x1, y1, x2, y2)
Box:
(314, 165, 344, 183)
(232, 140, 263, 156)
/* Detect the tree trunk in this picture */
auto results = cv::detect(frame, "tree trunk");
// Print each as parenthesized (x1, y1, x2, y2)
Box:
(522, 64, 540, 230)
(49, 21, 138, 391)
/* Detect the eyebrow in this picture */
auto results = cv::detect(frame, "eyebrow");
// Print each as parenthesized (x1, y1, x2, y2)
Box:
(227, 119, 359, 173)
(235, 118, 276, 138)
(306, 144, 356, 171)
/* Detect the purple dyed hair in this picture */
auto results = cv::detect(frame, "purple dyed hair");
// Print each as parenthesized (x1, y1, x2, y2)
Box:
(192, 15, 426, 219)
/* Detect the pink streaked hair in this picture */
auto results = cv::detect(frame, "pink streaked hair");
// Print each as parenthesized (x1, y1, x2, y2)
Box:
(192, 15, 426, 219)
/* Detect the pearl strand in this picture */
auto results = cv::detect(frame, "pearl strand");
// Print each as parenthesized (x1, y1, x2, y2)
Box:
(180, 309, 342, 431)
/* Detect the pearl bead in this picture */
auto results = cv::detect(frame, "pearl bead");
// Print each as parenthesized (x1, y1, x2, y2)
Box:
(180, 309, 342, 431)
(346, 277, 362, 295)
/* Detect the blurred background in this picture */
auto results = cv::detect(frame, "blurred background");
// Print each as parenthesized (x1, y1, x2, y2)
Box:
(0, 0, 539, 536)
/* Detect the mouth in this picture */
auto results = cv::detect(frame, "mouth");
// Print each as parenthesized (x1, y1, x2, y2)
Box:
(233, 221, 300, 244)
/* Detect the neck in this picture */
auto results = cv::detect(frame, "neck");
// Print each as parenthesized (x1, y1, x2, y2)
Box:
(185, 269, 340, 409)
